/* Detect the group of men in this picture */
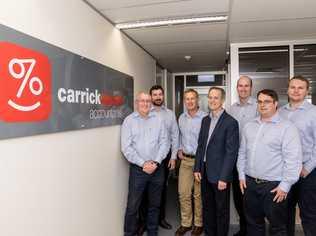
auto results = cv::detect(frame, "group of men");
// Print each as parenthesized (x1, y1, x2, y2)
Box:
(121, 75, 316, 236)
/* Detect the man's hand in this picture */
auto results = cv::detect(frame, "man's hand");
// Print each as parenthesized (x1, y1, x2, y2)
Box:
(271, 187, 287, 203)
(194, 172, 202, 182)
(168, 159, 176, 170)
(143, 161, 157, 174)
(178, 150, 184, 160)
(218, 180, 227, 190)
(300, 167, 309, 178)
(239, 180, 247, 194)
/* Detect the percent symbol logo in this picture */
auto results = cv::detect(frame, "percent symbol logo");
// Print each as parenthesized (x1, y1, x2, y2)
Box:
(0, 41, 52, 122)
(8, 58, 43, 111)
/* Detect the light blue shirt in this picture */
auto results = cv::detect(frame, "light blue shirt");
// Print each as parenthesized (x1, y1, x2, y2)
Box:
(229, 97, 258, 132)
(152, 106, 179, 160)
(279, 100, 316, 174)
(121, 111, 169, 167)
(237, 112, 302, 192)
(178, 109, 207, 155)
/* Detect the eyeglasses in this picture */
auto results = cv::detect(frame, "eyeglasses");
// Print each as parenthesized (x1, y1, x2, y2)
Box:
(257, 100, 274, 105)
(137, 99, 151, 104)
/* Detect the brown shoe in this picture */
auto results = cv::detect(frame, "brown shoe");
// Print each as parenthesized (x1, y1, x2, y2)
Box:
(175, 226, 192, 236)
(191, 226, 203, 236)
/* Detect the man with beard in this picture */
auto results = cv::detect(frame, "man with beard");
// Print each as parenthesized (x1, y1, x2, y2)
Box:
(138, 85, 179, 235)
(279, 76, 316, 236)
(228, 75, 257, 236)
(121, 92, 169, 236)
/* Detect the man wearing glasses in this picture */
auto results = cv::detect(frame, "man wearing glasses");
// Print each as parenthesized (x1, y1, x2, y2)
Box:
(237, 89, 302, 236)
(121, 92, 169, 236)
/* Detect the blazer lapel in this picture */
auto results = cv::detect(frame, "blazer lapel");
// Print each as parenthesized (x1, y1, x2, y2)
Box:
(208, 111, 226, 144)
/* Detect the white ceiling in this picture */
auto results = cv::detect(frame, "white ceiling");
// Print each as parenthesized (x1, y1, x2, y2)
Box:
(86, 0, 316, 72)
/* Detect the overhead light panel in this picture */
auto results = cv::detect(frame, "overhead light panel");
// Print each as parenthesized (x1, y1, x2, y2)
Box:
(116, 15, 227, 30)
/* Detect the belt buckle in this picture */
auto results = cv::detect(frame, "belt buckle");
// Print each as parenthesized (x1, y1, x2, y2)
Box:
(255, 178, 263, 184)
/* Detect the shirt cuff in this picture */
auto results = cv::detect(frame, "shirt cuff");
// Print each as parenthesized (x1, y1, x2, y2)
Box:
(303, 160, 316, 174)
(278, 181, 291, 193)
(135, 159, 145, 168)
(238, 172, 246, 181)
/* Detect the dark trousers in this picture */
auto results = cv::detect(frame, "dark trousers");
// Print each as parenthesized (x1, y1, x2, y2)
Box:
(244, 177, 287, 236)
(287, 169, 316, 236)
(124, 164, 165, 236)
(202, 168, 230, 236)
(232, 168, 247, 234)
(139, 154, 171, 226)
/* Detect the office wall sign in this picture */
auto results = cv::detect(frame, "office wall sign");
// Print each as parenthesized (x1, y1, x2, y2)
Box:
(0, 24, 133, 139)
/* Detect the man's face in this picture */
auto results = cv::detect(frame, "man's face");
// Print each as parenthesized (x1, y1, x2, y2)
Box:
(257, 93, 277, 118)
(237, 77, 252, 100)
(208, 89, 224, 112)
(136, 93, 152, 116)
(151, 89, 164, 106)
(288, 79, 308, 103)
(184, 92, 198, 111)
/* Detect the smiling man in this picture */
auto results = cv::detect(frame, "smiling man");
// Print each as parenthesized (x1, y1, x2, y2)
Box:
(228, 75, 257, 236)
(121, 92, 169, 236)
(194, 87, 239, 236)
(279, 76, 316, 236)
(237, 89, 302, 236)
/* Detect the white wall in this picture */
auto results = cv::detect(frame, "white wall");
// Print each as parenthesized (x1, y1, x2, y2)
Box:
(0, 1, 156, 235)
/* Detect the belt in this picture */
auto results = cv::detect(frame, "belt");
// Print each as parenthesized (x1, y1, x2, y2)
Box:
(246, 175, 270, 184)
(183, 153, 195, 159)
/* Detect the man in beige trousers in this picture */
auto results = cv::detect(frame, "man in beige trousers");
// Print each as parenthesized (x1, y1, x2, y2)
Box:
(175, 89, 207, 236)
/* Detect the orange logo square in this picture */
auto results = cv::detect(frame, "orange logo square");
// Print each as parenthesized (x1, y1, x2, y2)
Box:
(0, 42, 51, 122)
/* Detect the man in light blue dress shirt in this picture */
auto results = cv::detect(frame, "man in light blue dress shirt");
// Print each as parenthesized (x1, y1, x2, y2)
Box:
(138, 85, 179, 234)
(228, 76, 257, 236)
(279, 76, 316, 236)
(175, 89, 207, 236)
(237, 89, 302, 236)
(121, 92, 169, 236)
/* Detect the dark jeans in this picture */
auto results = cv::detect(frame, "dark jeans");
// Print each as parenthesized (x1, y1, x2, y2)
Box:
(202, 168, 230, 236)
(244, 176, 287, 236)
(232, 168, 247, 234)
(124, 164, 165, 236)
(139, 153, 171, 226)
(287, 169, 316, 236)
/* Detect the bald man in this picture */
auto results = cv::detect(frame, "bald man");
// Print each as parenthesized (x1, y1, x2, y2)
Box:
(121, 92, 169, 236)
(228, 76, 257, 236)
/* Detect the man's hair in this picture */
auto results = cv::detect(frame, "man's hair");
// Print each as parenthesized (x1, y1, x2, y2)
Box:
(238, 75, 253, 87)
(289, 75, 310, 90)
(208, 87, 226, 101)
(257, 89, 279, 102)
(184, 88, 199, 99)
(149, 85, 164, 95)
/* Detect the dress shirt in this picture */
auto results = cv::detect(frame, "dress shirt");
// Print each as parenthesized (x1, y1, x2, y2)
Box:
(151, 106, 179, 160)
(229, 97, 258, 132)
(204, 109, 224, 161)
(279, 100, 316, 174)
(121, 111, 169, 167)
(237, 112, 302, 192)
(179, 109, 207, 155)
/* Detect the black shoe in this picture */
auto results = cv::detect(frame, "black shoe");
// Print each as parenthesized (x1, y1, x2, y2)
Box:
(137, 224, 146, 236)
(159, 219, 172, 229)
(233, 230, 246, 236)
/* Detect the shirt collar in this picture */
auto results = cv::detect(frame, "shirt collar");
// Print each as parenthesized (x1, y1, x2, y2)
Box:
(133, 111, 155, 119)
(237, 97, 255, 106)
(284, 100, 308, 111)
(150, 105, 167, 112)
(255, 112, 281, 124)
(184, 109, 204, 118)
(209, 108, 224, 119)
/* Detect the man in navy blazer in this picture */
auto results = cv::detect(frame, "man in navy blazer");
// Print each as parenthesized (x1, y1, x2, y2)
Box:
(194, 87, 239, 236)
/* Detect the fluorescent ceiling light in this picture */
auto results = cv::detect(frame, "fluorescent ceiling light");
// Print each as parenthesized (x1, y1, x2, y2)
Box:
(116, 15, 227, 29)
